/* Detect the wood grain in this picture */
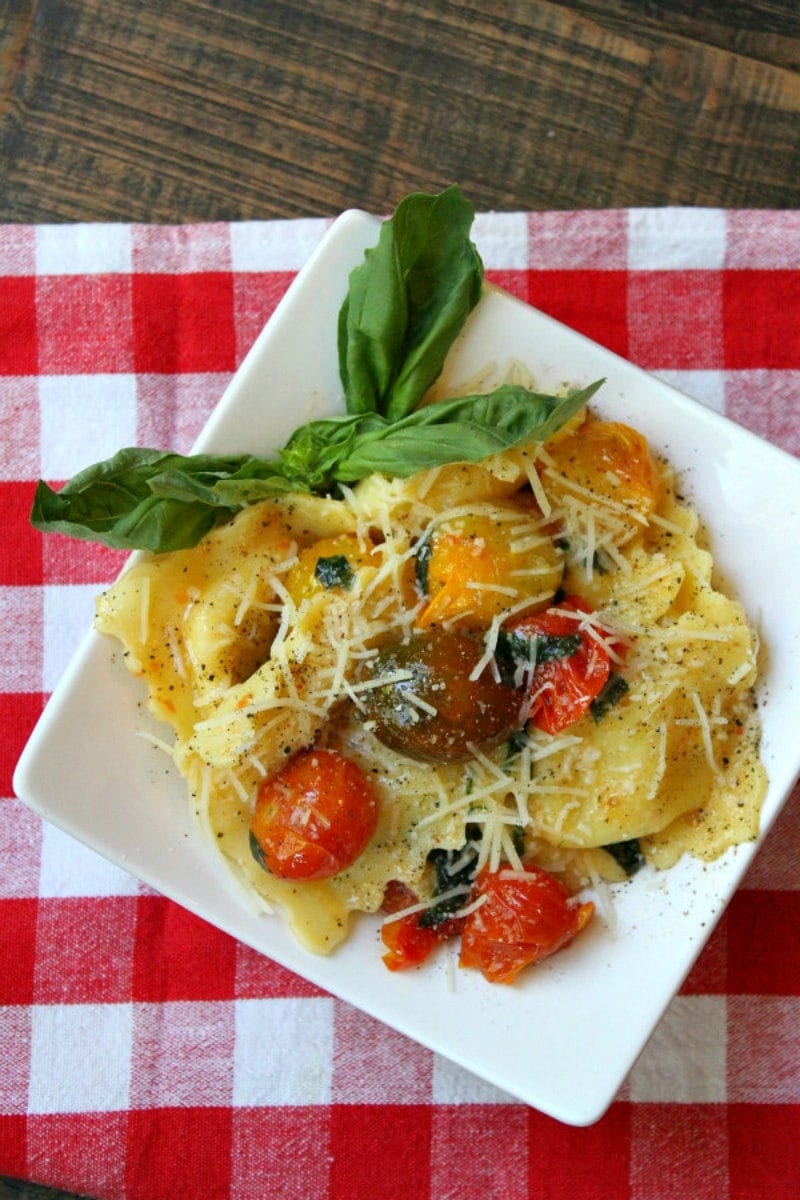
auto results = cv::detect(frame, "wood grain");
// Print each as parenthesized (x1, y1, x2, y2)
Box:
(0, 0, 798, 221)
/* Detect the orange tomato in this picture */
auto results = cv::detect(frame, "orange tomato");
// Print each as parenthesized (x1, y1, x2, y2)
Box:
(546, 420, 661, 516)
(250, 748, 378, 880)
(459, 865, 594, 984)
(416, 512, 562, 629)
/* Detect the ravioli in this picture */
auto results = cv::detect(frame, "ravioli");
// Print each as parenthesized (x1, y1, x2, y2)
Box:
(95, 408, 767, 954)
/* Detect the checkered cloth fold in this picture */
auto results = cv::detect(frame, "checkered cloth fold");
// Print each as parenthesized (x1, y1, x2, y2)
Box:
(1, 210, 799, 1200)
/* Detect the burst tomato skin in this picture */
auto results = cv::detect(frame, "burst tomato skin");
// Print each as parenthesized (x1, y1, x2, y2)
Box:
(380, 881, 463, 971)
(250, 748, 378, 881)
(459, 865, 594, 984)
(511, 595, 624, 735)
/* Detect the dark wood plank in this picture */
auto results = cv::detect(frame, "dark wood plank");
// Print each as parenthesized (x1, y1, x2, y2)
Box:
(1, 0, 798, 221)
(0, 1180, 94, 1200)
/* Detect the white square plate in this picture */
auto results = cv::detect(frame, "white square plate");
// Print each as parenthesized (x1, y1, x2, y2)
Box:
(15, 210, 800, 1125)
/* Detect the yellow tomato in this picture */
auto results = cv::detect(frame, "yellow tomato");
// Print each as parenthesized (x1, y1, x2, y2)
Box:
(283, 534, 369, 606)
(546, 420, 661, 517)
(416, 510, 563, 629)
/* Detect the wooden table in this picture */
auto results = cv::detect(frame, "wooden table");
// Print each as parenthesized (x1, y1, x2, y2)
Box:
(0, 4, 798, 1199)
(1, 0, 799, 222)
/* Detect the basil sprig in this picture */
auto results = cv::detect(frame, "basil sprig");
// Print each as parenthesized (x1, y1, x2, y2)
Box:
(31, 185, 605, 553)
(339, 185, 483, 419)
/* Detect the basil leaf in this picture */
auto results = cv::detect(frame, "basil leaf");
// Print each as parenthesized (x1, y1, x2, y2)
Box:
(590, 673, 629, 721)
(339, 185, 484, 419)
(418, 841, 480, 928)
(603, 837, 645, 877)
(536, 633, 582, 663)
(333, 380, 604, 479)
(315, 555, 354, 590)
(29, 448, 284, 552)
(31, 380, 603, 552)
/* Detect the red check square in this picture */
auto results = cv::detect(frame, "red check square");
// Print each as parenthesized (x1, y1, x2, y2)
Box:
(132, 272, 237, 373)
(0, 278, 37, 374)
(329, 1104, 432, 1200)
(628, 270, 723, 369)
(727, 890, 800, 995)
(27, 1113, 127, 1199)
(1, 691, 44, 797)
(0, 898, 38, 1004)
(0, 1115, 27, 1177)
(235, 940, 327, 998)
(0, 482, 42, 586)
(526, 269, 629, 357)
(729, 1103, 800, 1199)
(232, 1107, 331, 1200)
(724, 270, 800, 368)
(233, 270, 295, 364)
(528, 1101, 632, 1199)
(126, 1107, 233, 1200)
(133, 894, 237, 1002)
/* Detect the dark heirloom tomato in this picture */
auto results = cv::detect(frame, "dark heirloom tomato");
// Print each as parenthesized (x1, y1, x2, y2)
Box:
(459, 865, 594, 984)
(361, 629, 524, 763)
(250, 748, 378, 881)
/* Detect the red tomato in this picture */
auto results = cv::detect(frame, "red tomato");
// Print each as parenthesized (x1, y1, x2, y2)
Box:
(459, 865, 594, 984)
(380, 881, 463, 971)
(511, 595, 624, 734)
(250, 748, 378, 881)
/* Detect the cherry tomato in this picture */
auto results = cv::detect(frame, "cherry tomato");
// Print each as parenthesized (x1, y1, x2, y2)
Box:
(510, 595, 625, 735)
(459, 865, 594, 984)
(361, 629, 524, 763)
(283, 534, 367, 606)
(546, 420, 661, 517)
(380, 881, 463, 971)
(416, 512, 562, 629)
(250, 748, 378, 880)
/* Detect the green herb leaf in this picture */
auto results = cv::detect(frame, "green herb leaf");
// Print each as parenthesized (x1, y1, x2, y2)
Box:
(418, 841, 480, 928)
(30, 448, 291, 552)
(603, 837, 645, 877)
(494, 625, 582, 686)
(339, 185, 484, 419)
(590, 673, 629, 721)
(29, 183, 606, 555)
(332, 380, 604, 478)
(315, 554, 355, 590)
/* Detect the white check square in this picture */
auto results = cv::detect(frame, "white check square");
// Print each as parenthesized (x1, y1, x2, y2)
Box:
(38, 374, 138, 480)
(628, 208, 727, 270)
(473, 211, 530, 270)
(43, 584, 97, 692)
(230, 219, 330, 273)
(28, 1002, 133, 1114)
(38, 821, 139, 898)
(233, 997, 333, 1106)
(36, 223, 132, 277)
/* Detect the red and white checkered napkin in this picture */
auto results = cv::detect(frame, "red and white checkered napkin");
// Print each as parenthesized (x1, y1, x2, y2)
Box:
(1, 210, 799, 1200)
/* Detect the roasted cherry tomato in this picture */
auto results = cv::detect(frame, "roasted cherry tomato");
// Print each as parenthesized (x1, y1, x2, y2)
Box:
(283, 534, 367, 606)
(250, 747, 378, 880)
(459, 864, 594, 984)
(416, 511, 562, 629)
(509, 595, 625, 735)
(361, 629, 524, 763)
(546, 420, 661, 517)
(380, 881, 463, 971)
